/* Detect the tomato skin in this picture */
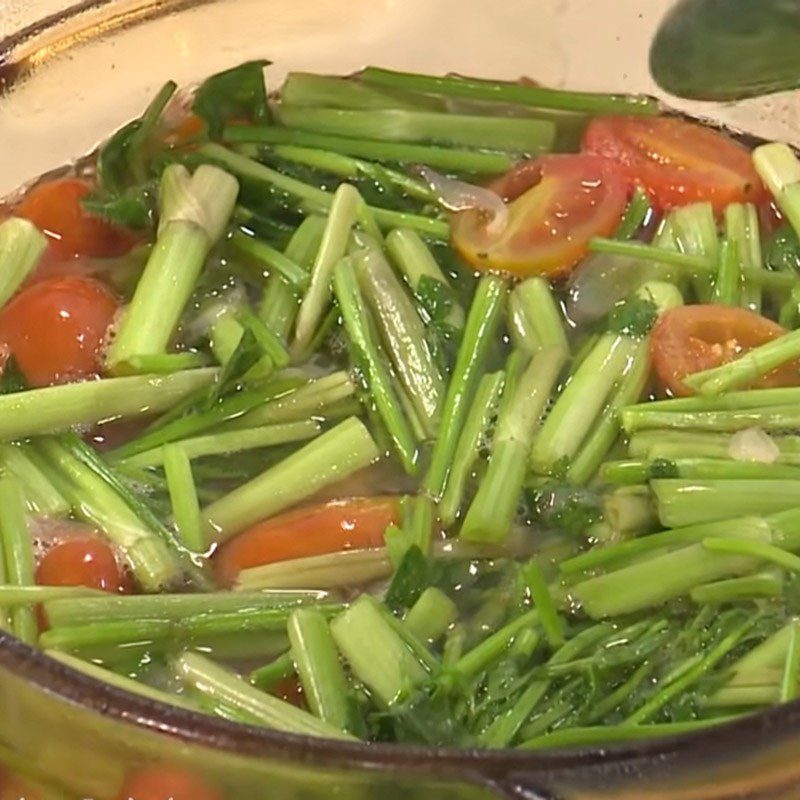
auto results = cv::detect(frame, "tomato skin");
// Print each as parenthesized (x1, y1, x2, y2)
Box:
(0, 276, 119, 387)
(451, 154, 629, 278)
(36, 537, 128, 594)
(650, 305, 800, 396)
(214, 496, 401, 586)
(116, 766, 222, 800)
(582, 116, 765, 214)
(15, 178, 137, 261)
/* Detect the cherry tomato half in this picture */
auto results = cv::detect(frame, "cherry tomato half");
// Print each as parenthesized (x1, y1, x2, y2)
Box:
(582, 116, 765, 214)
(451, 154, 629, 278)
(214, 496, 400, 587)
(0, 276, 119, 387)
(117, 766, 222, 800)
(650, 305, 800, 396)
(16, 178, 138, 261)
(36, 537, 128, 594)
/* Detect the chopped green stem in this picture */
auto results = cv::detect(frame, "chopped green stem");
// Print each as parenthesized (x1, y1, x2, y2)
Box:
(712, 238, 741, 306)
(119, 421, 320, 469)
(652, 479, 800, 527)
(602, 486, 659, 537)
(626, 385, 800, 415)
(690, 572, 784, 604)
(334, 258, 418, 472)
(249, 650, 295, 689)
(224, 125, 514, 174)
(531, 333, 639, 474)
(424, 275, 507, 498)
(0, 217, 47, 310)
(122, 353, 209, 374)
(754, 143, 800, 241)
(354, 247, 444, 436)
(275, 105, 556, 154)
(0, 368, 217, 442)
(684, 328, 800, 395)
(0, 479, 37, 645)
(567, 339, 650, 485)
(439, 371, 503, 527)
(43, 589, 327, 627)
(524, 561, 564, 649)
(726, 203, 763, 311)
(359, 66, 659, 115)
(173, 651, 354, 739)
(232, 230, 309, 288)
(507, 278, 569, 356)
(403, 587, 457, 642)
(463, 347, 565, 542)
(203, 416, 379, 545)
(258, 215, 325, 341)
(781, 623, 800, 702)
(615, 187, 652, 240)
(293, 183, 361, 355)
(0, 586, 103, 605)
(583, 662, 655, 724)
(702, 536, 800, 573)
(601, 458, 800, 483)
(108, 164, 239, 371)
(0, 442, 69, 516)
(163, 444, 204, 554)
(330, 595, 429, 707)
(288, 607, 353, 732)
(622, 404, 800, 435)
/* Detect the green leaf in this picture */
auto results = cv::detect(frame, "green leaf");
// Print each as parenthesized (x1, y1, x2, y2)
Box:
(525, 483, 602, 538)
(608, 296, 658, 336)
(766, 223, 800, 274)
(0, 357, 26, 395)
(82, 183, 157, 230)
(193, 60, 271, 138)
(385, 546, 439, 611)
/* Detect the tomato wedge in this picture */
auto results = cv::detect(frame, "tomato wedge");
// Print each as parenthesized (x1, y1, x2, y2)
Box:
(451, 154, 628, 278)
(0, 275, 119, 387)
(582, 116, 765, 214)
(117, 767, 221, 800)
(650, 305, 800, 397)
(16, 178, 138, 262)
(37, 537, 129, 594)
(214, 496, 400, 586)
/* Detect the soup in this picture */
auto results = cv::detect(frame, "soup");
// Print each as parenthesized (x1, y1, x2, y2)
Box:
(0, 60, 799, 796)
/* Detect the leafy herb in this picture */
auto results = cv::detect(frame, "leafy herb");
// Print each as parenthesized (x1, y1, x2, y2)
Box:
(608, 296, 658, 336)
(525, 483, 603, 538)
(193, 60, 271, 137)
(385, 546, 439, 611)
(0, 357, 26, 395)
(766, 223, 800, 274)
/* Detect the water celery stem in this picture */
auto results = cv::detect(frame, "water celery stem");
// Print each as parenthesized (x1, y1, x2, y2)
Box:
(507, 278, 569, 356)
(231, 231, 309, 289)
(624, 386, 800, 415)
(531, 333, 639, 475)
(288, 608, 353, 732)
(652, 479, 800, 527)
(781, 624, 800, 702)
(173, 651, 355, 739)
(439, 371, 503, 527)
(524, 561, 564, 649)
(589, 237, 799, 291)
(615, 187, 652, 240)
(199, 144, 449, 238)
(354, 247, 444, 436)
(34, 437, 182, 591)
(117, 421, 320, 469)
(0, 217, 47, 310)
(258, 215, 325, 341)
(107, 164, 239, 372)
(683, 329, 800, 395)
(753, 143, 800, 239)
(292, 184, 360, 356)
(0, 442, 69, 516)
(225, 126, 514, 175)
(249, 651, 295, 689)
(0, 368, 216, 442)
(622, 405, 800, 435)
(462, 347, 566, 542)
(424, 275, 507, 498)
(403, 587, 457, 643)
(330, 595, 429, 707)
(203, 417, 379, 545)
(334, 258, 418, 472)
(712, 239, 741, 306)
(0, 479, 36, 645)
(275, 106, 556, 154)
(702, 537, 800, 573)
(725, 203, 763, 312)
(359, 67, 659, 115)
(567, 338, 650, 485)
(163, 444, 204, 554)
(601, 458, 800, 484)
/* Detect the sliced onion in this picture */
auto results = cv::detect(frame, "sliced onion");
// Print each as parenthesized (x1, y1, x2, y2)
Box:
(416, 166, 508, 236)
(728, 427, 780, 464)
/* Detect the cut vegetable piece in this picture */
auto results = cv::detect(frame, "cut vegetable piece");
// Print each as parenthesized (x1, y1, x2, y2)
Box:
(0, 218, 47, 311)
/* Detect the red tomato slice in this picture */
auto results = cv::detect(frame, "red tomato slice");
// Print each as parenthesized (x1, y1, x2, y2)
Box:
(117, 767, 221, 800)
(451, 154, 629, 278)
(0, 276, 119, 387)
(36, 536, 129, 594)
(15, 178, 138, 262)
(214, 496, 401, 586)
(582, 116, 765, 214)
(650, 305, 800, 396)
